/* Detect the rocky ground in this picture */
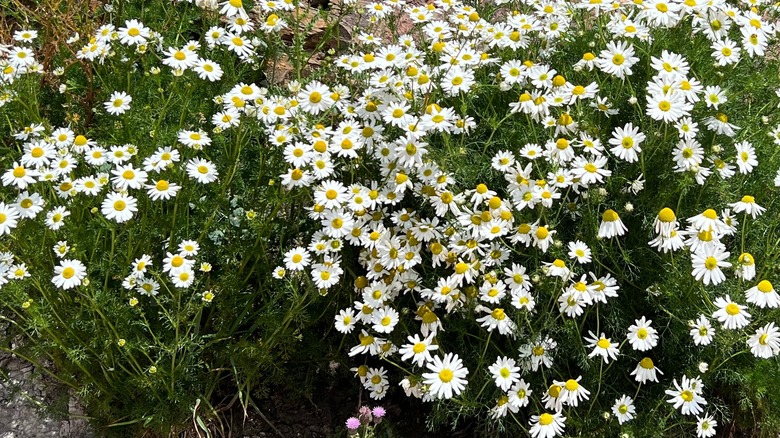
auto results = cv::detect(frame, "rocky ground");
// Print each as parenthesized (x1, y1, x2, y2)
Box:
(0, 352, 92, 438)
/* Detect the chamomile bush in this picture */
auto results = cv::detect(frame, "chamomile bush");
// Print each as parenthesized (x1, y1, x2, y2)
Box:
(3, 0, 780, 436)
(260, 0, 780, 437)
(0, 0, 352, 434)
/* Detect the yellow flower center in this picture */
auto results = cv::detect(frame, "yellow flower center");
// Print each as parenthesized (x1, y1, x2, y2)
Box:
(658, 208, 675, 222)
(438, 369, 454, 383)
(702, 209, 718, 219)
(113, 200, 126, 211)
(757, 280, 773, 293)
(62, 267, 75, 279)
(725, 303, 740, 316)
(602, 209, 619, 222)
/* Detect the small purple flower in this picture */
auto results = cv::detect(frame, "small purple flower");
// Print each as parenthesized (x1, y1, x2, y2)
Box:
(345, 417, 361, 430)
(358, 405, 373, 424)
(372, 406, 386, 418)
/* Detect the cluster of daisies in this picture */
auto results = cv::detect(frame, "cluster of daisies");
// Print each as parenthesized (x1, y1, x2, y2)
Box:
(248, 0, 780, 435)
(1, 0, 779, 435)
(1, 22, 228, 296)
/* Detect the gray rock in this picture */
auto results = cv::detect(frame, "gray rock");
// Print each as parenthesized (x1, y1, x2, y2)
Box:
(0, 351, 94, 438)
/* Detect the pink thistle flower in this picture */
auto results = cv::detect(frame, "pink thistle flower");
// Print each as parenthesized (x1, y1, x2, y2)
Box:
(372, 406, 386, 418)
(345, 417, 361, 430)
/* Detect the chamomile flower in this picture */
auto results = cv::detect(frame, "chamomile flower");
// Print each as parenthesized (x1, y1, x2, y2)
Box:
(118, 19, 150, 46)
(703, 86, 727, 109)
(13, 191, 44, 219)
(334, 308, 357, 334)
(104, 91, 132, 115)
(691, 247, 731, 285)
(734, 141, 757, 174)
(528, 412, 566, 438)
(45, 206, 69, 230)
(733, 252, 755, 281)
(687, 208, 727, 234)
(608, 123, 645, 163)
(704, 113, 739, 137)
(711, 39, 740, 66)
(399, 333, 438, 367)
(745, 280, 779, 308)
(597, 40, 639, 79)
(172, 268, 195, 288)
(194, 58, 224, 81)
(272, 266, 286, 279)
(612, 395, 636, 424)
(488, 356, 521, 391)
(146, 179, 180, 201)
(52, 240, 70, 258)
(372, 306, 400, 334)
(297, 81, 334, 115)
(646, 91, 691, 123)
(0, 203, 20, 236)
(585, 331, 619, 363)
(712, 295, 750, 330)
(163, 46, 197, 70)
(178, 240, 199, 256)
(627, 317, 659, 351)
(52, 259, 87, 290)
(178, 130, 212, 150)
(631, 357, 663, 383)
(131, 255, 152, 278)
(747, 322, 780, 359)
(598, 209, 627, 238)
(422, 353, 469, 399)
(563, 242, 590, 265)
(728, 195, 765, 218)
(696, 414, 717, 438)
(186, 158, 219, 183)
(508, 379, 532, 409)
(3, 162, 37, 189)
(557, 376, 589, 407)
(101, 192, 137, 223)
(284, 247, 310, 271)
(690, 315, 715, 346)
(111, 164, 147, 190)
(666, 375, 707, 416)
(163, 252, 194, 274)
(476, 307, 517, 337)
